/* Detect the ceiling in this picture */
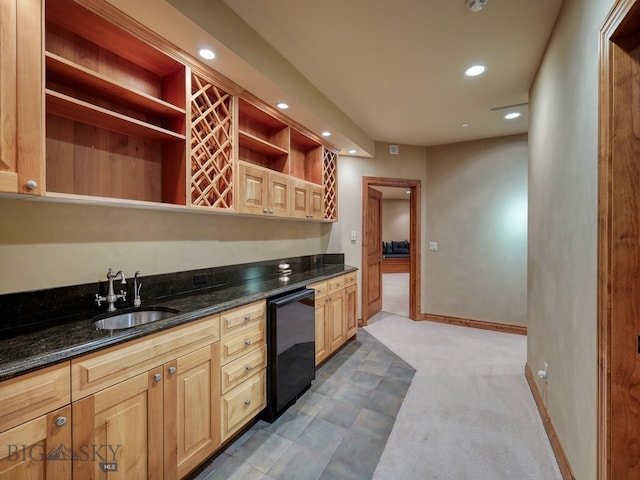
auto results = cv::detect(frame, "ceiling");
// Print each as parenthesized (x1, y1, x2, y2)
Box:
(221, 0, 563, 150)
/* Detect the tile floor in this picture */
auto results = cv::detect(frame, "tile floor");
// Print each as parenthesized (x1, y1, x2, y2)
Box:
(189, 329, 415, 480)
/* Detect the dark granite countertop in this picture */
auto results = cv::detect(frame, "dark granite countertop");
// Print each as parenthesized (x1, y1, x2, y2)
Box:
(0, 264, 356, 381)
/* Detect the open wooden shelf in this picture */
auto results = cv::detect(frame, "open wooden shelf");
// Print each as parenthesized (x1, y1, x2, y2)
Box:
(238, 131, 288, 157)
(290, 129, 323, 185)
(46, 89, 185, 143)
(45, 52, 185, 117)
(46, 0, 181, 77)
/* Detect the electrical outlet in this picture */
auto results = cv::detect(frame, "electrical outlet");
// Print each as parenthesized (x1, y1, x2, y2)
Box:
(193, 273, 207, 285)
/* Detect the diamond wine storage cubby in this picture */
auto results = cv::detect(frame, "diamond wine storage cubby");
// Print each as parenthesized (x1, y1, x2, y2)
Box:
(190, 73, 234, 210)
(323, 149, 338, 221)
(44, 0, 187, 205)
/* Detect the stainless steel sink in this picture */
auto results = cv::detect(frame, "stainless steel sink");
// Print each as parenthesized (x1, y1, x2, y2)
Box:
(92, 307, 179, 330)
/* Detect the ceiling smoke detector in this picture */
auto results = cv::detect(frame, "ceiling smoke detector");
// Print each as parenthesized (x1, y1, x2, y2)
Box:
(466, 0, 488, 12)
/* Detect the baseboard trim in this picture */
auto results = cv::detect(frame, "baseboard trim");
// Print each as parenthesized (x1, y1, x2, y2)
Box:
(421, 313, 527, 335)
(524, 363, 575, 480)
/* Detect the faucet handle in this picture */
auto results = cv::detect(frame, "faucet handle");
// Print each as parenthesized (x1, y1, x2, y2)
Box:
(120, 290, 127, 301)
(95, 293, 105, 306)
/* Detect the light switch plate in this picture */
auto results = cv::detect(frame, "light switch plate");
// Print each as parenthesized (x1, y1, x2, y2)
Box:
(350, 230, 357, 241)
(428, 241, 438, 251)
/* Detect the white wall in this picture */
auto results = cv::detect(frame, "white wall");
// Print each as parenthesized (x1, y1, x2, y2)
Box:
(425, 135, 528, 326)
(333, 138, 527, 325)
(382, 198, 410, 243)
(528, 0, 615, 477)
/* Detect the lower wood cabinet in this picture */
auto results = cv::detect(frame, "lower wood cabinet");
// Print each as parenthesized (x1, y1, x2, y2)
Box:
(69, 314, 221, 479)
(218, 301, 267, 442)
(310, 273, 358, 366)
(0, 405, 72, 480)
(0, 362, 71, 480)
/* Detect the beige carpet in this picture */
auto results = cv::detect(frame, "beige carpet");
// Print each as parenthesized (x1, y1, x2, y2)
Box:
(382, 273, 409, 317)
(365, 312, 562, 480)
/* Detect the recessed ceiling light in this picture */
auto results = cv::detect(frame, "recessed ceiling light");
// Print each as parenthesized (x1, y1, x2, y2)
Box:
(504, 112, 521, 120)
(276, 102, 289, 110)
(461, 123, 470, 127)
(199, 48, 215, 60)
(348, 149, 357, 154)
(406, 190, 411, 194)
(321, 131, 331, 137)
(465, 64, 486, 77)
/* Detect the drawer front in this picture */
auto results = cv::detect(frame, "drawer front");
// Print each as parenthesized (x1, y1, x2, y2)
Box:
(72, 314, 220, 400)
(309, 281, 328, 299)
(328, 275, 346, 293)
(344, 271, 357, 287)
(220, 323, 266, 365)
(0, 362, 70, 433)
(221, 370, 266, 441)
(221, 301, 265, 338)
(221, 345, 267, 394)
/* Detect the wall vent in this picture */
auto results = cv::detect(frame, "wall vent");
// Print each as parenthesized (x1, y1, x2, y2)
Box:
(389, 144, 399, 155)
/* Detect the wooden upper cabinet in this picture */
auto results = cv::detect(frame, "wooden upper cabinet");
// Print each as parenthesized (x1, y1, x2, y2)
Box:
(0, 0, 338, 219)
(237, 161, 291, 217)
(292, 180, 324, 220)
(43, 0, 188, 205)
(0, 0, 45, 195)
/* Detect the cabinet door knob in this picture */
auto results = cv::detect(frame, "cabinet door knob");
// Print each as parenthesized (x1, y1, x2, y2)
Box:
(268, 209, 274, 214)
(55, 416, 67, 428)
(244, 315, 251, 321)
(26, 180, 38, 190)
(245, 339, 251, 346)
(263, 208, 269, 213)
(168, 366, 177, 375)
(244, 399, 251, 406)
(245, 365, 253, 371)
(153, 373, 162, 382)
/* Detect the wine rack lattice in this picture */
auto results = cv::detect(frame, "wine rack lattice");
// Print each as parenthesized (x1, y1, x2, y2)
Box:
(190, 74, 234, 209)
(323, 149, 338, 221)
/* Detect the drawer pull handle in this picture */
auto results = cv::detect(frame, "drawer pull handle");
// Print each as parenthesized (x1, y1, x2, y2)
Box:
(245, 399, 251, 406)
(246, 365, 253, 371)
(245, 339, 251, 346)
(244, 315, 251, 321)
(153, 373, 162, 382)
(55, 416, 67, 428)
(168, 366, 177, 375)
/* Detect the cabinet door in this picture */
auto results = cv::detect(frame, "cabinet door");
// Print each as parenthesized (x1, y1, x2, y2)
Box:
(268, 171, 291, 217)
(309, 184, 324, 219)
(238, 162, 268, 215)
(314, 301, 329, 366)
(0, 406, 71, 480)
(328, 291, 346, 353)
(0, 0, 44, 194)
(345, 284, 358, 339)
(72, 369, 163, 480)
(291, 181, 309, 219)
(168, 344, 221, 479)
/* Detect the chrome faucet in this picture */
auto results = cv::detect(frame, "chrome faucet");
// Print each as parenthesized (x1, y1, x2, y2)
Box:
(95, 268, 127, 312)
(133, 271, 142, 308)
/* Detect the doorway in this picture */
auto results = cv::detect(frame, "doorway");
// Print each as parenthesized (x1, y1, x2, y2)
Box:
(598, 1, 640, 478)
(361, 176, 421, 325)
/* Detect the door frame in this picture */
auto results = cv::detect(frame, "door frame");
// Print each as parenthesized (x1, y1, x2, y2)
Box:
(361, 176, 421, 324)
(598, 0, 640, 478)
